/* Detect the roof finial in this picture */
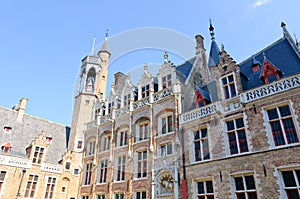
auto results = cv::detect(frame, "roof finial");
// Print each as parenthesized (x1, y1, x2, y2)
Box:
(263, 52, 267, 60)
(164, 52, 168, 63)
(105, 29, 109, 40)
(209, 18, 215, 40)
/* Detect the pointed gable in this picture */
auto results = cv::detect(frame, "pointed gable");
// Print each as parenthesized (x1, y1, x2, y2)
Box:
(259, 54, 281, 84)
(208, 40, 220, 67)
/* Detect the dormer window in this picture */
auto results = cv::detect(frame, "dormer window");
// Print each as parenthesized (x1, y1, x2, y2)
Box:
(222, 74, 237, 99)
(1, 142, 12, 154)
(162, 74, 172, 89)
(141, 85, 150, 98)
(33, 146, 44, 164)
(260, 53, 281, 84)
(3, 126, 12, 134)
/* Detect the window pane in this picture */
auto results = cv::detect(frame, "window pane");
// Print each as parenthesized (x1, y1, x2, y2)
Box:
(197, 181, 204, 194)
(236, 193, 246, 199)
(226, 121, 234, 131)
(238, 130, 249, 153)
(235, 177, 244, 190)
(228, 132, 238, 154)
(236, 118, 244, 128)
(282, 171, 296, 187)
(247, 192, 257, 199)
(222, 77, 227, 85)
(267, 109, 278, 120)
(201, 129, 207, 138)
(194, 130, 200, 140)
(245, 176, 256, 189)
(228, 75, 234, 82)
(270, 121, 285, 146)
(279, 105, 291, 117)
(230, 84, 236, 97)
(206, 181, 213, 193)
(282, 118, 298, 144)
(286, 189, 299, 199)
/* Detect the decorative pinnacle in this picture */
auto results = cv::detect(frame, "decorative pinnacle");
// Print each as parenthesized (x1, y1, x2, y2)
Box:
(164, 52, 168, 62)
(105, 29, 109, 40)
(209, 19, 215, 40)
(263, 52, 267, 60)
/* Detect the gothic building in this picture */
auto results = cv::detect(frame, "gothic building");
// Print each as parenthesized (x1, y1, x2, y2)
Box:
(0, 22, 299, 199)
(78, 22, 300, 199)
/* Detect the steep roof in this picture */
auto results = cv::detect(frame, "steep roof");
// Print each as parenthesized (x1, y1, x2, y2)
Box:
(176, 56, 197, 78)
(239, 36, 300, 90)
(208, 40, 220, 67)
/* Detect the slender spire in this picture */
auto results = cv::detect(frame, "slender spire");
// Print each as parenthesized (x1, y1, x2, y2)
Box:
(105, 29, 109, 40)
(91, 36, 96, 55)
(209, 18, 215, 40)
(99, 29, 110, 55)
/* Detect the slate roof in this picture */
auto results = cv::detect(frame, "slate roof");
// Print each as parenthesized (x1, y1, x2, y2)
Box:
(239, 36, 300, 90)
(208, 40, 220, 67)
(176, 56, 196, 78)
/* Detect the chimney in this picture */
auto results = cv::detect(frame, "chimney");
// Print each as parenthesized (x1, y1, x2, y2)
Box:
(16, 98, 28, 121)
(195, 35, 205, 55)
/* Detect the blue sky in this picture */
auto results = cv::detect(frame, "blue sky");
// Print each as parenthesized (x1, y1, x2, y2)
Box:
(0, 0, 299, 126)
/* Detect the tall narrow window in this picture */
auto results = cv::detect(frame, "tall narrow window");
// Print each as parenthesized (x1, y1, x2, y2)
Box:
(194, 128, 210, 161)
(162, 115, 173, 135)
(0, 171, 6, 193)
(44, 177, 56, 199)
(33, 146, 44, 164)
(136, 191, 146, 199)
(233, 175, 257, 199)
(116, 156, 126, 181)
(102, 136, 111, 151)
(119, 131, 128, 147)
(266, 105, 299, 146)
(123, 94, 131, 107)
(196, 180, 214, 199)
(108, 102, 114, 114)
(77, 141, 83, 149)
(137, 151, 147, 178)
(281, 169, 300, 198)
(138, 123, 149, 141)
(222, 74, 236, 99)
(226, 118, 249, 155)
(83, 163, 93, 185)
(98, 159, 108, 183)
(87, 141, 96, 156)
(162, 74, 172, 89)
(141, 85, 150, 98)
(24, 174, 39, 198)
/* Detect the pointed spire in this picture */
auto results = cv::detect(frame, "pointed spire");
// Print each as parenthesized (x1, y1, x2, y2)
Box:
(281, 21, 289, 37)
(209, 19, 215, 40)
(99, 29, 110, 55)
(164, 52, 168, 63)
(208, 19, 220, 67)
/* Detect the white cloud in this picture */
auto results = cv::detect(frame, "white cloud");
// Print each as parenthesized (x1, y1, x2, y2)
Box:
(253, 0, 273, 8)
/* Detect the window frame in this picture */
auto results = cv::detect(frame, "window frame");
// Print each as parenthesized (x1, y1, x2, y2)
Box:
(135, 191, 147, 199)
(118, 130, 128, 147)
(162, 74, 172, 89)
(159, 143, 173, 157)
(115, 155, 126, 182)
(194, 179, 215, 199)
(263, 103, 299, 148)
(221, 73, 237, 100)
(159, 113, 173, 136)
(32, 146, 45, 164)
(98, 159, 108, 184)
(86, 140, 96, 156)
(0, 171, 7, 193)
(225, 116, 249, 155)
(24, 174, 39, 198)
(83, 162, 93, 186)
(44, 176, 57, 199)
(136, 122, 149, 142)
(193, 127, 210, 162)
(279, 167, 300, 199)
(136, 150, 147, 179)
(231, 173, 258, 199)
(101, 135, 111, 151)
(114, 192, 124, 199)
